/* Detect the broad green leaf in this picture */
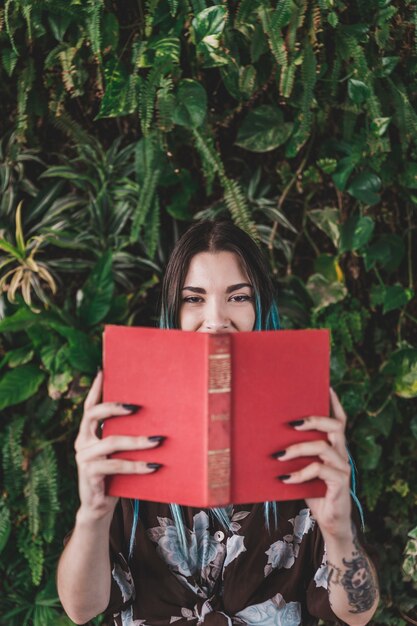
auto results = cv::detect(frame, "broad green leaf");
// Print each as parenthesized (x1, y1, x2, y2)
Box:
(48, 371, 73, 399)
(339, 214, 374, 253)
(101, 12, 119, 52)
(383, 285, 413, 313)
(47, 13, 73, 42)
(192, 6, 227, 45)
(2, 48, 19, 76)
(308, 207, 340, 246)
(166, 170, 198, 221)
(77, 251, 114, 327)
(348, 79, 371, 104)
(149, 36, 180, 64)
(364, 234, 405, 272)
(192, 6, 228, 66)
(332, 156, 358, 191)
(236, 106, 293, 152)
(370, 117, 391, 137)
(314, 254, 344, 283)
(400, 162, 417, 189)
(357, 435, 382, 470)
(96, 58, 136, 119)
(0, 345, 34, 369)
(0, 307, 43, 332)
(0, 365, 45, 410)
(384, 349, 417, 399)
(378, 56, 399, 76)
(370, 284, 413, 313)
(66, 339, 101, 374)
(173, 80, 207, 129)
(347, 172, 381, 205)
(306, 274, 347, 311)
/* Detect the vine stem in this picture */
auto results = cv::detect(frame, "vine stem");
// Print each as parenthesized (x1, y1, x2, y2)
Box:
(399, 609, 417, 626)
(268, 139, 313, 253)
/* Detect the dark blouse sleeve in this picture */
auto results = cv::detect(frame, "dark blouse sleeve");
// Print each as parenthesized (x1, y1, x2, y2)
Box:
(104, 500, 136, 617)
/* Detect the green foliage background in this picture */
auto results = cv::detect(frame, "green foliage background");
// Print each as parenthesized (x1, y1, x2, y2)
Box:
(0, 0, 417, 624)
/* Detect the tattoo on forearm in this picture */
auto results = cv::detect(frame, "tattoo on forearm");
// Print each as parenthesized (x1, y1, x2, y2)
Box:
(327, 523, 378, 614)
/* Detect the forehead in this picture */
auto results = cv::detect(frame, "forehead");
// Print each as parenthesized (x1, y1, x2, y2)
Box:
(183, 251, 249, 283)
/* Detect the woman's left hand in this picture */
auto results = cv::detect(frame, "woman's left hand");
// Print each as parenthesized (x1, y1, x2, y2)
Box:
(277, 387, 352, 540)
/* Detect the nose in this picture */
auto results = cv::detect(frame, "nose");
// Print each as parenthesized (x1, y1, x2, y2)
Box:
(203, 299, 231, 333)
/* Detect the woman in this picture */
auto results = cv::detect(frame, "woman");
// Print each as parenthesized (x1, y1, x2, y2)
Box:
(57, 220, 379, 626)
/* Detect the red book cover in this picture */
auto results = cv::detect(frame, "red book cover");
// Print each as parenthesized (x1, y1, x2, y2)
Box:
(102, 326, 329, 507)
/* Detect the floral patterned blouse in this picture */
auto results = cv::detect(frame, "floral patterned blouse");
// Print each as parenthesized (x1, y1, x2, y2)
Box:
(105, 498, 344, 626)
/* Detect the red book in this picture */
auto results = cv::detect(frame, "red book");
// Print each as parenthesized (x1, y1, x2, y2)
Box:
(102, 326, 329, 507)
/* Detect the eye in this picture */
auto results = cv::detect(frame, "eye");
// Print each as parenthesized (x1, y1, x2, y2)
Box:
(230, 295, 253, 303)
(182, 296, 203, 303)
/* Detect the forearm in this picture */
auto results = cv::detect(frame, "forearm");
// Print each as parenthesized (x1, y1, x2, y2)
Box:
(57, 507, 114, 624)
(324, 523, 379, 626)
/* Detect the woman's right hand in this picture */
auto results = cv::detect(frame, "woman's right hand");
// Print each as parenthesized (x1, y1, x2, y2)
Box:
(74, 370, 163, 523)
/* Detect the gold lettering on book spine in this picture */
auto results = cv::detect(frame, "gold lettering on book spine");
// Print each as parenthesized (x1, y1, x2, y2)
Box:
(208, 449, 231, 488)
(208, 354, 231, 393)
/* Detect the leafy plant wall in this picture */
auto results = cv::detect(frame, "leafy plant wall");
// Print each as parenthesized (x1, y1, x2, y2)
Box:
(0, 1, 416, 624)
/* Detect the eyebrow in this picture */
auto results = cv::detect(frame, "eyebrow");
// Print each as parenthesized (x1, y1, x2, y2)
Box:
(181, 283, 253, 294)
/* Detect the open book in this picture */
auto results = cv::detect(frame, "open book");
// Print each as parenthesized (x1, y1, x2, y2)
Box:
(102, 326, 329, 507)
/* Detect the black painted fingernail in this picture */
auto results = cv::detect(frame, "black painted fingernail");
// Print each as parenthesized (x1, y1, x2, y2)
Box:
(148, 436, 166, 444)
(271, 450, 286, 459)
(147, 463, 163, 470)
(120, 403, 143, 412)
(276, 474, 291, 481)
(289, 419, 305, 427)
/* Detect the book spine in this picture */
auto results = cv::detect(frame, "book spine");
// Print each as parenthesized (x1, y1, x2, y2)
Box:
(206, 334, 232, 507)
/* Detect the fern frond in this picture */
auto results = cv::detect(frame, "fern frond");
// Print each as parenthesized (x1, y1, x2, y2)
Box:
(145, 0, 159, 37)
(23, 446, 59, 543)
(271, 0, 293, 31)
(258, 6, 288, 68)
(4, 0, 18, 55)
(16, 58, 35, 140)
(191, 128, 222, 194)
(2, 416, 25, 498)
(387, 77, 417, 150)
(139, 65, 166, 135)
(330, 54, 342, 98)
(85, 0, 104, 60)
(286, 42, 317, 156)
(143, 197, 160, 259)
(235, 0, 260, 27)
(221, 177, 257, 240)
(17, 525, 44, 586)
(190, 0, 207, 13)
(131, 134, 161, 242)
(168, 0, 179, 17)
(0, 498, 11, 552)
(279, 62, 296, 98)
(22, 4, 32, 42)
(156, 77, 175, 132)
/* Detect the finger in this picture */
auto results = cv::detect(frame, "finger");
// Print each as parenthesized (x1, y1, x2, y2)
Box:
(87, 458, 161, 476)
(84, 370, 103, 412)
(76, 435, 163, 460)
(291, 416, 344, 434)
(289, 416, 348, 460)
(79, 402, 139, 439)
(276, 440, 348, 471)
(330, 387, 347, 426)
(277, 460, 350, 485)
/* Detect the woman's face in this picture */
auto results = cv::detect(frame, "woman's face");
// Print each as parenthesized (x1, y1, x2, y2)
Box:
(179, 251, 256, 333)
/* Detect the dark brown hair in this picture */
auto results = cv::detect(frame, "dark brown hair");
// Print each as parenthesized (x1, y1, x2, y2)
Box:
(159, 219, 279, 330)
